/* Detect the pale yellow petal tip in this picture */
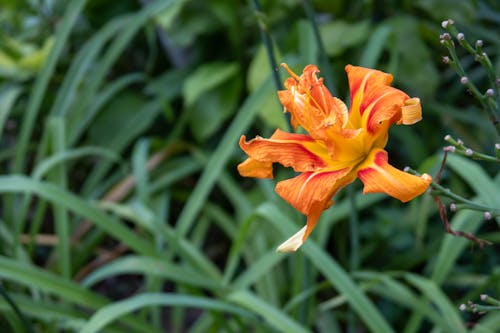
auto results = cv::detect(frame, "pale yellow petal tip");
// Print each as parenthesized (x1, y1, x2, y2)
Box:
(276, 226, 307, 253)
(422, 173, 432, 183)
(400, 97, 422, 125)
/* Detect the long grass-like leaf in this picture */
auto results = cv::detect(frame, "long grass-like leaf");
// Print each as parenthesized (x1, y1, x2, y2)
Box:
(257, 202, 395, 333)
(175, 78, 273, 236)
(13, 0, 87, 173)
(0, 175, 156, 255)
(79, 293, 253, 333)
(227, 289, 311, 333)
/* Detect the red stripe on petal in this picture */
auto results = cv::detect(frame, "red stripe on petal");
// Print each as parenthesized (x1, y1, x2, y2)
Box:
(357, 149, 432, 202)
(239, 130, 328, 172)
(275, 168, 352, 216)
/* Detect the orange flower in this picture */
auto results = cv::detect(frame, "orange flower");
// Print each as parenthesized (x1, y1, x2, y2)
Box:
(238, 64, 432, 252)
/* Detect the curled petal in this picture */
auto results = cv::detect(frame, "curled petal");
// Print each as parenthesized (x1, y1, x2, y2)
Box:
(345, 65, 419, 135)
(357, 149, 432, 202)
(398, 97, 422, 125)
(278, 64, 349, 139)
(238, 130, 328, 174)
(275, 168, 355, 251)
(238, 158, 273, 178)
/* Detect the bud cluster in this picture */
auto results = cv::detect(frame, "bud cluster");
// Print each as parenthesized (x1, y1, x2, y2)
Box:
(440, 18, 500, 134)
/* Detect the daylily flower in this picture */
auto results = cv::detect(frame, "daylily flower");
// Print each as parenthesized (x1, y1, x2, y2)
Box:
(238, 64, 432, 252)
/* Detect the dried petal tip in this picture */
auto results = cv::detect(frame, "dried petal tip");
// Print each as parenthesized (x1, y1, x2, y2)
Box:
(276, 226, 307, 253)
(460, 77, 468, 84)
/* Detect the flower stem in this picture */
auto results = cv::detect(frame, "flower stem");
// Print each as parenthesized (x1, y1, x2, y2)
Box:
(302, 0, 335, 92)
(251, 0, 282, 91)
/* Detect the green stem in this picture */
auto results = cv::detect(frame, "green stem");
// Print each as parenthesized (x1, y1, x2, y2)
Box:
(430, 182, 500, 215)
(251, 0, 282, 91)
(0, 284, 36, 333)
(302, 0, 335, 91)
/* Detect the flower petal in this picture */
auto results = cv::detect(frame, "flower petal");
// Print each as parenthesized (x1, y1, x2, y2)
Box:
(398, 97, 422, 125)
(357, 149, 432, 202)
(345, 65, 419, 135)
(238, 129, 329, 174)
(274, 168, 355, 251)
(237, 158, 273, 178)
(276, 225, 307, 252)
(278, 64, 348, 140)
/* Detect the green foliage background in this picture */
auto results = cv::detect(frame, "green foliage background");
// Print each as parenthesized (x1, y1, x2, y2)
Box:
(0, 0, 499, 332)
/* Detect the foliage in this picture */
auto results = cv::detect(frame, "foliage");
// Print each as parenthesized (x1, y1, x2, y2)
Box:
(0, 0, 499, 332)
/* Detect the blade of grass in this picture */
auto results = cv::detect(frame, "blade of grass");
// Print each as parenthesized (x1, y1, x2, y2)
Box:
(0, 175, 156, 256)
(0, 256, 160, 333)
(81, 255, 222, 290)
(79, 292, 253, 333)
(405, 273, 466, 333)
(13, 0, 87, 173)
(227, 289, 311, 333)
(257, 202, 395, 333)
(359, 24, 391, 68)
(0, 84, 22, 140)
(175, 77, 273, 236)
(46, 116, 70, 278)
(32, 146, 125, 180)
(0, 284, 35, 333)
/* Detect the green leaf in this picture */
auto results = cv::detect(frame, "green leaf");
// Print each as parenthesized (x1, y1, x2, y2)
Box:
(405, 273, 466, 333)
(257, 203, 395, 333)
(385, 16, 438, 99)
(319, 20, 371, 56)
(80, 293, 252, 333)
(227, 290, 311, 333)
(0, 175, 156, 256)
(0, 84, 22, 139)
(81, 256, 222, 290)
(175, 78, 273, 237)
(183, 62, 239, 107)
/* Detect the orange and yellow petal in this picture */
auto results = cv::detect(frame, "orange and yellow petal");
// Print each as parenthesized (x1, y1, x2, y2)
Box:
(275, 169, 352, 216)
(278, 64, 349, 140)
(239, 129, 328, 173)
(345, 65, 418, 136)
(357, 149, 432, 202)
(274, 168, 355, 252)
(237, 158, 273, 179)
